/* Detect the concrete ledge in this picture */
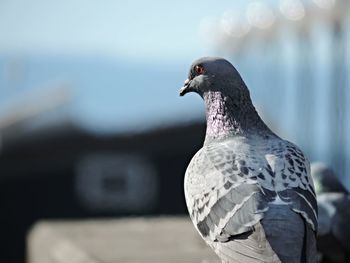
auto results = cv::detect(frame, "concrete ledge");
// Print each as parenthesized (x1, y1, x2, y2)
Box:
(27, 217, 219, 263)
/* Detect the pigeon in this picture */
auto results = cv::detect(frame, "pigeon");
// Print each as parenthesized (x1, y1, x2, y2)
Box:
(179, 57, 317, 263)
(311, 162, 348, 194)
(311, 162, 350, 263)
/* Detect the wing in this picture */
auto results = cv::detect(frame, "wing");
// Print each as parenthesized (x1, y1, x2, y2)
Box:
(272, 141, 318, 231)
(184, 139, 274, 242)
(184, 138, 318, 245)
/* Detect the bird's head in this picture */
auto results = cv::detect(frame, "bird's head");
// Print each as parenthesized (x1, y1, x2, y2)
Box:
(179, 57, 244, 97)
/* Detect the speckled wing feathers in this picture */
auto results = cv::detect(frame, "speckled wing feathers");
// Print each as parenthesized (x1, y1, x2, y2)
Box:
(185, 141, 270, 242)
(274, 143, 318, 229)
(184, 137, 317, 246)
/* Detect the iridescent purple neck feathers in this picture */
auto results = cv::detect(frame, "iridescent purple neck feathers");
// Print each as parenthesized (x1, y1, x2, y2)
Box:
(203, 90, 271, 141)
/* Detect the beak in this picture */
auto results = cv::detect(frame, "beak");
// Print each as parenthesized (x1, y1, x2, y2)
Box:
(179, 79, 193, 96)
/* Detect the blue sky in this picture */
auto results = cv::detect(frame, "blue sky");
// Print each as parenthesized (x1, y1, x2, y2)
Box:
(1, 0, 349, 183)
(0, 0, 246, 62)
(0, 0, 249, 134)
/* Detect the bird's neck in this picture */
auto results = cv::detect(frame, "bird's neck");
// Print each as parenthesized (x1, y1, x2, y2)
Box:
(203, 91, 271, 141)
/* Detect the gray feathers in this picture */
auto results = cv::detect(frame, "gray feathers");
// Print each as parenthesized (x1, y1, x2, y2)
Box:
(186, 139, 317, 236)
(311, 162, 348, 194)
(312, 162, 350, 262)
(212, 223, 280, 263)
(261, 205, 316, 263)
(317, 193, 350, 262)
(181, 57, 317, 263)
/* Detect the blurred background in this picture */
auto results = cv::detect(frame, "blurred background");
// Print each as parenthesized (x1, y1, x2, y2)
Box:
(0, 0, 349, 262)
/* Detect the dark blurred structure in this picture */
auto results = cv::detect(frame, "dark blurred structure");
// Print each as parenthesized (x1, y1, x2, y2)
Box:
(312, 162, 350, 263)
(0, 114, 205, 262)
(317, 193, 350, 263)
(0, 50, 206, 263)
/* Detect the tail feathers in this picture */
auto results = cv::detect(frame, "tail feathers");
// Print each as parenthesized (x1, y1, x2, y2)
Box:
(262, 205, 317, 263)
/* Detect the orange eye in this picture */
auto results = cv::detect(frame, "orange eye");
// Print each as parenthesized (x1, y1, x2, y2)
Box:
(195, 65, 204, 74)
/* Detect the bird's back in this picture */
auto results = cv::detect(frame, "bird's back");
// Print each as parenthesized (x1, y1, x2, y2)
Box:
(184, 136, 317, 263)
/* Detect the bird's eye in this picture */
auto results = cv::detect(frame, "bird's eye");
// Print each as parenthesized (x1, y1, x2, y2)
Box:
(195, 65, 204, 75)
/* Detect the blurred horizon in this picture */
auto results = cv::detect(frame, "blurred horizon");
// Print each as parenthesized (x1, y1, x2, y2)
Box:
(1, 0, 349, 189)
